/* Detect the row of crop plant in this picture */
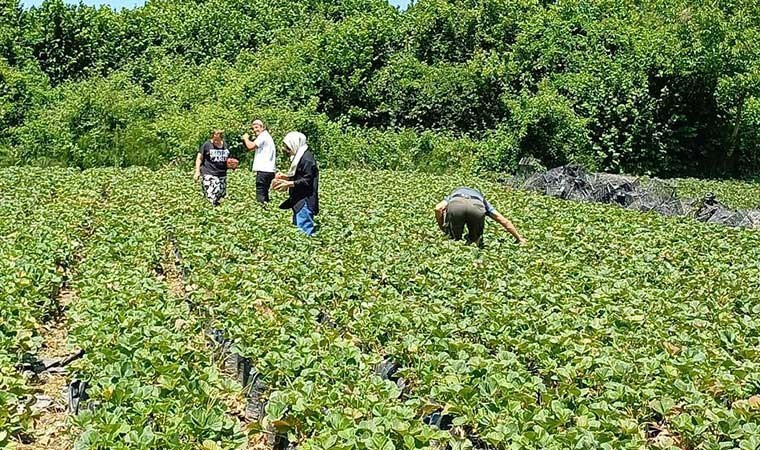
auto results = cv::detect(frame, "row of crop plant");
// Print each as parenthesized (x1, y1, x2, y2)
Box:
(0, 169, 96, 447)
(58, 169, 246, 449)
(164, 170, 760, 450)
(161, 172, 453, 450)
(3, 168, 758, 449)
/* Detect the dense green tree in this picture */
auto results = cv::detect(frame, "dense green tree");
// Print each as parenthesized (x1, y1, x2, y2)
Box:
(1, 0, 25, 65)
(22, 0, 123, 84)
(1, 0, 757, 176)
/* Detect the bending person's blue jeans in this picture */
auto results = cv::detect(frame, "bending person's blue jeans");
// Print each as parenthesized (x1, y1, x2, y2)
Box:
(293, 204, 316, 236)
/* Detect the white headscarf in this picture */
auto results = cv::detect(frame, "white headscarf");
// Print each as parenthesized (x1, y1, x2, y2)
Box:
(283, 131, 308, 177)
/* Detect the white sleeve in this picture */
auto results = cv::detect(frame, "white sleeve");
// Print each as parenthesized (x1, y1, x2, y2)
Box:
(253, 134, 265, 149)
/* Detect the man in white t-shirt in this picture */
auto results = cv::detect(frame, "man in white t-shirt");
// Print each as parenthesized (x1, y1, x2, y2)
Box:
(242, 119, 277, 203)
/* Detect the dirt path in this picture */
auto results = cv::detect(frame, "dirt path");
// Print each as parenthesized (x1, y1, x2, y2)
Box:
(18, 285, 77, 450)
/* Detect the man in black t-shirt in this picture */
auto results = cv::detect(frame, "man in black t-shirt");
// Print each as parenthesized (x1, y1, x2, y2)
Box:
(194, 129, 231, 206)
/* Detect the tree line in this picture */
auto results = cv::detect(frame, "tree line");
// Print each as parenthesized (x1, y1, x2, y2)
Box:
(1, 0, 758, 177)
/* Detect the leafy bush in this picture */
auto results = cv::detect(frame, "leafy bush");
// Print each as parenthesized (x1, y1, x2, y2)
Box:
(1, 0, 758, 177)
(14, 73, 163, 167)
(369, 51, 508, 131)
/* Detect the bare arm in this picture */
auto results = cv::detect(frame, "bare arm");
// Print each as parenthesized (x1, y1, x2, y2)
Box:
(194, 153, 202, 182)
(435, 200, 448, 232)
(242, 134, 257, 151)
(490, 211, 525, 244)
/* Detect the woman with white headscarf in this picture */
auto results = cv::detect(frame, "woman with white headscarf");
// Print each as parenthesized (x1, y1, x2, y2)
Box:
(272, 131, 319, 236)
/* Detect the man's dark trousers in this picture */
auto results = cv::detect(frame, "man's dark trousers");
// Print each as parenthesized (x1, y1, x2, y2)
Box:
(445, 197, 486, 247)
(256, 171, 275, 203)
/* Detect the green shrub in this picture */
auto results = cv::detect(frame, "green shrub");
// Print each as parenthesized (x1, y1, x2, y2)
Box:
(14, 73, 162, 168)
(2, 0, 758, 177)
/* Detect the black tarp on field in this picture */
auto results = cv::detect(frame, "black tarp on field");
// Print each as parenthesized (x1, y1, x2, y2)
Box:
(515, 160, 759, 229)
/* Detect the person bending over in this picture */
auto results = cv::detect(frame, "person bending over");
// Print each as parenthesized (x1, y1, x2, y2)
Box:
(435, 187, 525, 247)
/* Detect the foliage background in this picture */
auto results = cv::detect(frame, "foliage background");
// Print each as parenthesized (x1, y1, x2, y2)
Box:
(0, 0, 758, 177)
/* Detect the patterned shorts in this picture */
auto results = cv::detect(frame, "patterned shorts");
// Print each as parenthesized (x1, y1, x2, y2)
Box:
(201, 174, 227, 205)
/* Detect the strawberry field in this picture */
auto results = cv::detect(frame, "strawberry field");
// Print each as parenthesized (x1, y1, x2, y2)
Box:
(2, 168, 759, 450)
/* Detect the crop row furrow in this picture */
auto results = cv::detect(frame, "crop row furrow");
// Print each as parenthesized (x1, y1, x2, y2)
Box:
(63, 169, 245, 449)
